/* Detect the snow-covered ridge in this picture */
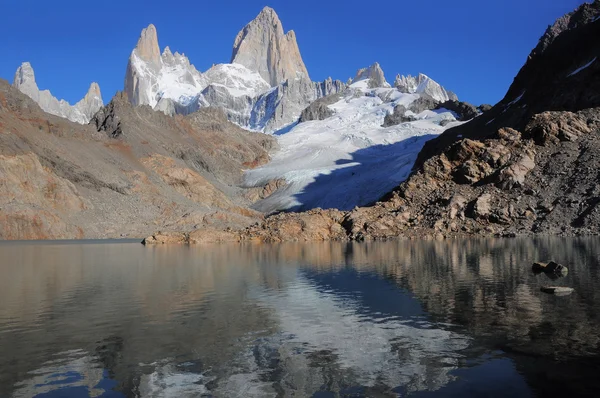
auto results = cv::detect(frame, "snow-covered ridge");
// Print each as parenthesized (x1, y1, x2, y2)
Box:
(394, 73, 458, 103)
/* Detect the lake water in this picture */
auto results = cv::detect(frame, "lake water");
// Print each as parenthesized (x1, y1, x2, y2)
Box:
(1, 238, 600, 397)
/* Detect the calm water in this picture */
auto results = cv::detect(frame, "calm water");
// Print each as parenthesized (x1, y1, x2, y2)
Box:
(1, 238, 600, 397)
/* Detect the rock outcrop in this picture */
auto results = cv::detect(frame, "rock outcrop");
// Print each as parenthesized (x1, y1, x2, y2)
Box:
(12, 62, 103, 124)
(414, 0, 600, 169)
(434, 100, 479, 121)
(352, 62, 390, 88)
(250, 77, 345, 131)
(231, 6, 310, 87)
(382, 95, 439, 127)
(299, 93, 342, 122)
(394, 73, 458, 102)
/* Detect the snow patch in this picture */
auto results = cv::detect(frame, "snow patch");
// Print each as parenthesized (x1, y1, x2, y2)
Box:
(506, 91, 525, 107)
(567, 57, 597, 77)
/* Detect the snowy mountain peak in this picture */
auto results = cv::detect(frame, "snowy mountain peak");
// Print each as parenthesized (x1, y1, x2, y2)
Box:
(352, 62, 390, 88)
(231, 6, 310, 87)
(124, 24, 207, 108)
(394, 73, 457, 102)
(87, 82, 101, 97)
(134, 24, 161, 65)
(12, 62, 103, 124)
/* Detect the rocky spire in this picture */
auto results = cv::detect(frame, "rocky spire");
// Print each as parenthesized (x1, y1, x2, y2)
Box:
(134, 24, 161, 65)
(12, 62, 103, 124)
(230, 6, 309, 87)
(352, 62, 390, 88)
(124, 24, 163, 106)
(13, 62, 40, 102)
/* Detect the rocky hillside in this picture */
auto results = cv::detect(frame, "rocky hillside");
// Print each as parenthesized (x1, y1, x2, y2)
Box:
(144, 0, 600, 243)
(0, 79, 277, 240)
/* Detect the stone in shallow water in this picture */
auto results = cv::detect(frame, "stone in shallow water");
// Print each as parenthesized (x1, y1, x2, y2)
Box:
(540, 286, 574, 295)
(532, 261, 568, 278)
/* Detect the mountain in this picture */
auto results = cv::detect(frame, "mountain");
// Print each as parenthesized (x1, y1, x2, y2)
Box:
(352, 62, 390, 88)
(122, 8, 344, 132)
(124, 24, 208, 108)
(12, 62, 103, 124)
(2, 5, 465, 241)
(0, 78, 277, 240)
(394, 73, 458, 103)
(141, 0, 600, 243)
(231, 6, 309, 87)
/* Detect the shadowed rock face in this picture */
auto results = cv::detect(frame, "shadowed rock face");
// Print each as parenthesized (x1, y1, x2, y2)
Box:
(231, 6, 310, 87)
(0, 79, 277, 240)
(434, 100, 479, 121)
(416, 0, 600, 167)
(12, 62, 103, 124)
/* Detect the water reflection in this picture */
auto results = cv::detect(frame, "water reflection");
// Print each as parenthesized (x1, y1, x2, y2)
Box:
(0, 238, 599, 396)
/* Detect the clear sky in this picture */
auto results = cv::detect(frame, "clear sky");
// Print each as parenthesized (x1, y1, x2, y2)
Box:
(0, 0, 586, 106)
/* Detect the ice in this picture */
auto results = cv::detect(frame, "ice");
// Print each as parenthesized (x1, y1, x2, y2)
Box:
(506, 91, 525, 107)
(244, 87, 461, 213)
(567, 57, 597, 77)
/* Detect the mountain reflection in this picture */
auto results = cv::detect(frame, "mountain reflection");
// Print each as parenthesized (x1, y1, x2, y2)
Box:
(1, 238, 600, 396)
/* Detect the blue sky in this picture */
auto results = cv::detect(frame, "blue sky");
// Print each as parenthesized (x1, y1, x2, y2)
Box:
(0, 0, 586, 106)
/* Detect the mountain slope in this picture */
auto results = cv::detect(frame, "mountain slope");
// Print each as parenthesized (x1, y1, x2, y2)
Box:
(0, 79, 276, 240)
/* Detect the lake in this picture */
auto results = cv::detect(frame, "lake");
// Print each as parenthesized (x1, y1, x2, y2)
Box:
(1, 238, 599, 397)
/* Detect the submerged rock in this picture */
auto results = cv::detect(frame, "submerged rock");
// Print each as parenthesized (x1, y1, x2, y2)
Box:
(540, 286, 574, 295)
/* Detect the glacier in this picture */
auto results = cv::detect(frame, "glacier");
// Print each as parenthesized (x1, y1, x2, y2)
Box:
(243, 81, 465, 213)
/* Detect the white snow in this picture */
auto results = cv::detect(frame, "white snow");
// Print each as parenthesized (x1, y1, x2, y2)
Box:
(506, 91, 525, 107)
(567, 57, 597, 77)
(204, 63, 270, 97)
(244, 87, 461, 213)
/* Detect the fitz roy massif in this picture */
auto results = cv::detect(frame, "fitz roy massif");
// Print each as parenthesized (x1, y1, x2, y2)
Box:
(2, 2, 600, 242)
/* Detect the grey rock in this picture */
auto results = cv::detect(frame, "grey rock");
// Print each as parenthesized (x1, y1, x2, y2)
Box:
(230, 6, 309, 87)
(382, 105, 413, 127)
(299, 93, 342, 123)
(394, 73, 457, 102)
(474, 194, 492, 218)
(478, 104, 493, 113)
(540, 286, 574, 295)
(408, 94, 439, 114)
(435, 100, 479, 121)
(352, 62, 390, 88)
(13, 62, 103, 124)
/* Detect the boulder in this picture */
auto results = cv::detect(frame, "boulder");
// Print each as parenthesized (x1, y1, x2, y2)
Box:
(540, 286, 574, 295)
(473, 194, 492, 218)
(532, 261, 569, 278)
